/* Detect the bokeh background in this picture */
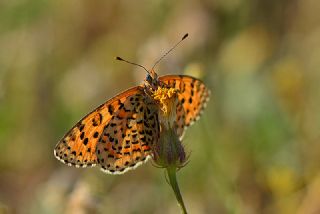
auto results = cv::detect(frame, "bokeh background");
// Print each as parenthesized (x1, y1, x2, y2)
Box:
(1, 0, 320, 213)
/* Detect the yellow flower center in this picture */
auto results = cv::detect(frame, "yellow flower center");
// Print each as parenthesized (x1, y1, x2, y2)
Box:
(152, 87, 179, 129)
(152, 87, 178, 116)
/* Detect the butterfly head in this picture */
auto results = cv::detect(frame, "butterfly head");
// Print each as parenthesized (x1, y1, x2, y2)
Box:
(145, 69, 159, 90)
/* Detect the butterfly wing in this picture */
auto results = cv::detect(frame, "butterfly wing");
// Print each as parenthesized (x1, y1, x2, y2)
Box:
(159, 75, 210, 138)
(96, 91, 160, 174)
(54, 86, 148, 168)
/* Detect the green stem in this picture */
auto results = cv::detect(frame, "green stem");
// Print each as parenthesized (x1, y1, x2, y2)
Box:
(166, 166, 187, 214)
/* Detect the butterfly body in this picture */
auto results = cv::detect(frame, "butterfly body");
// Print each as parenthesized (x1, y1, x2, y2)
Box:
(54, 72, 210, 174)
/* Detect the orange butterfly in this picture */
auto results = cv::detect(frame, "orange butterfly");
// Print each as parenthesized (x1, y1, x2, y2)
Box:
(54, 34, 210, 174)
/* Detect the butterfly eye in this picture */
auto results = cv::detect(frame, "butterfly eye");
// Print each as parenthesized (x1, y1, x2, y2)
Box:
(146, 74, 153, 83)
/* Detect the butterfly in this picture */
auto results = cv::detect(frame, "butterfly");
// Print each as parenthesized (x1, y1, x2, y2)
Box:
(54, 34, 210, 174)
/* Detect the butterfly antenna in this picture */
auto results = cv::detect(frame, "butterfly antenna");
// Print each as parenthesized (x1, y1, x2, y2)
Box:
(151, 33, 189, 71)
(115, 56, 150, 75)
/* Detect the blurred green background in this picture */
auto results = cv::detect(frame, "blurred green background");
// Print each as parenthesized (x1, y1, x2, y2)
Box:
(1, 0, 320, 213)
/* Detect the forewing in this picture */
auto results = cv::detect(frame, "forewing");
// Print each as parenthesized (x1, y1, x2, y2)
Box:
(54, 86, 146, 168)
(96, 91, 160, 174)
(159, 75, 210, 137)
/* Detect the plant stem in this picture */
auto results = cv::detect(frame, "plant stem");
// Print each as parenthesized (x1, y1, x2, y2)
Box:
(166, 166, 187, 214)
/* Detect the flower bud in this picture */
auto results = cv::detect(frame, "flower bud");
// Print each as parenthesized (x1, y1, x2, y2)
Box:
(152, 127, 187, 169)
